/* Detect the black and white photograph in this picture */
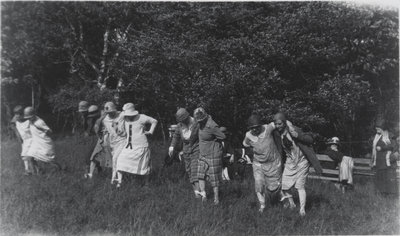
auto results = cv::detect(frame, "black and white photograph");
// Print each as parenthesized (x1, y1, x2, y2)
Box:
(1, 0, 399, 235)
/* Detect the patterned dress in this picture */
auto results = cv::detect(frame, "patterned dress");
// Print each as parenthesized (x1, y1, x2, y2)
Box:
(197, 117, 225, 187)
(171, 117, 200, 184)
(243, 123, 282, 192)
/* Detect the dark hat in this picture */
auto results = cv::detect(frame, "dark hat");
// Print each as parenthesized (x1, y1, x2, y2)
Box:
(375, 118, 387, 130)
(87, 105, 100, 118)
(273, 112, 287, 122)
(326, 137, 340, 145)
(247, 114, 262, 129)
(13, 105, 23, 114)
(176, 108, 190, 123)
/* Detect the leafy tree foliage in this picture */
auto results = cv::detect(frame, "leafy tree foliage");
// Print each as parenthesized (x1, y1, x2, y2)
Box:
(1, 2, 398, 154)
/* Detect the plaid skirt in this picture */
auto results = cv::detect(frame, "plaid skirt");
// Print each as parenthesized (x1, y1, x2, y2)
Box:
(184, 153, 199, 184)
(197, 151, 223, 187)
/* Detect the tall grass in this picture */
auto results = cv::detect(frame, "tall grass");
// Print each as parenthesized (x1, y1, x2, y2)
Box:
(1, 136, 399, 235)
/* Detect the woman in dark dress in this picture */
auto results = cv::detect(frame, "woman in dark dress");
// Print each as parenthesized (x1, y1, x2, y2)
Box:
(371, 120, 398, 195)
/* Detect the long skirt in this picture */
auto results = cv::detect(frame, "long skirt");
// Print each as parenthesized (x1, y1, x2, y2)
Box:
(184, 155, 199, 184)
(375, 168, 398, 194)
(117, 146, 151, 175)
(27, 136, 55, 163)
(198, 151, 222, 187)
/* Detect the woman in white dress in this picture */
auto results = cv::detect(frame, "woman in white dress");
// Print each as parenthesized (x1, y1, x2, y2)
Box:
(101, 101, 126, 184)
(115, 103, 158, 187)
(11, 105, 37, 175)
(24, 107, 61, 171)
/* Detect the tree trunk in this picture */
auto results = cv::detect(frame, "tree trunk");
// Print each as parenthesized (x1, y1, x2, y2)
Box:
(157, 112, 166, 144)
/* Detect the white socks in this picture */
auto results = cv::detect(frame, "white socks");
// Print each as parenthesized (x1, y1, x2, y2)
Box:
(298, 189, 306, 216)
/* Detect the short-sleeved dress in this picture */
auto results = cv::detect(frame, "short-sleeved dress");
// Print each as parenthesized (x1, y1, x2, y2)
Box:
(197, 117, 225, 187)
(15, 120, 32, 160)
(116, 114, 156, 175)
(26, 117, 56, 163)
(243, 123, 282, 192)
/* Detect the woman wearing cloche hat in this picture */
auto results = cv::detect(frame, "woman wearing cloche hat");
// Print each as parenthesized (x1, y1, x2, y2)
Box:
(24, 106, 62, 172)
(193, 107, 226, 205)
(114, 103, 158, 187)
(169, 108, 201, 198)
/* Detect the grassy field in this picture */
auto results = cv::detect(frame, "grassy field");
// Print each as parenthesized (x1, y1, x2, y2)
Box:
(1, 136, 399, 235)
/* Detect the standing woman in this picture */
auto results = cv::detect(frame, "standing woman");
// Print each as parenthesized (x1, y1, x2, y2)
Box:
(371, 119, 397, 195)
(242, 114, 283, 212)
(24, 107, 61, 171)
(101, 101, 126, 184)
(169, 108, 201, 197)
(194, 108, 225, 204)
(115, 103, 158, 187)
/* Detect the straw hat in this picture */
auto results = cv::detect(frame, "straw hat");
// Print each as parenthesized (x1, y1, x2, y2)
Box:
(24, 107, 35, 119)
(193, 107, 208, 122)
(122, 103, 135, 111)
(78, 101, 89, 112)
(123, 103, 139, 116)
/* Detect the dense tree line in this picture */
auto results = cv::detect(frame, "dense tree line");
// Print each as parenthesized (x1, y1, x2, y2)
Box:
(1, 2, 398, 155)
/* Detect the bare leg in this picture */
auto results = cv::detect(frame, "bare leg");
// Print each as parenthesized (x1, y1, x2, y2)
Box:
(198, 179, 207, 201)
(23, 160, 31, 174)
(192, 181, 201, 198)
(85, 161, 97, 179)
(31, 159, 40, 174)
(298, 189, 306, 216)
(116, 171, 123, 187)
(256, 192, 266, 212)
(213, 187, 219, 205)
